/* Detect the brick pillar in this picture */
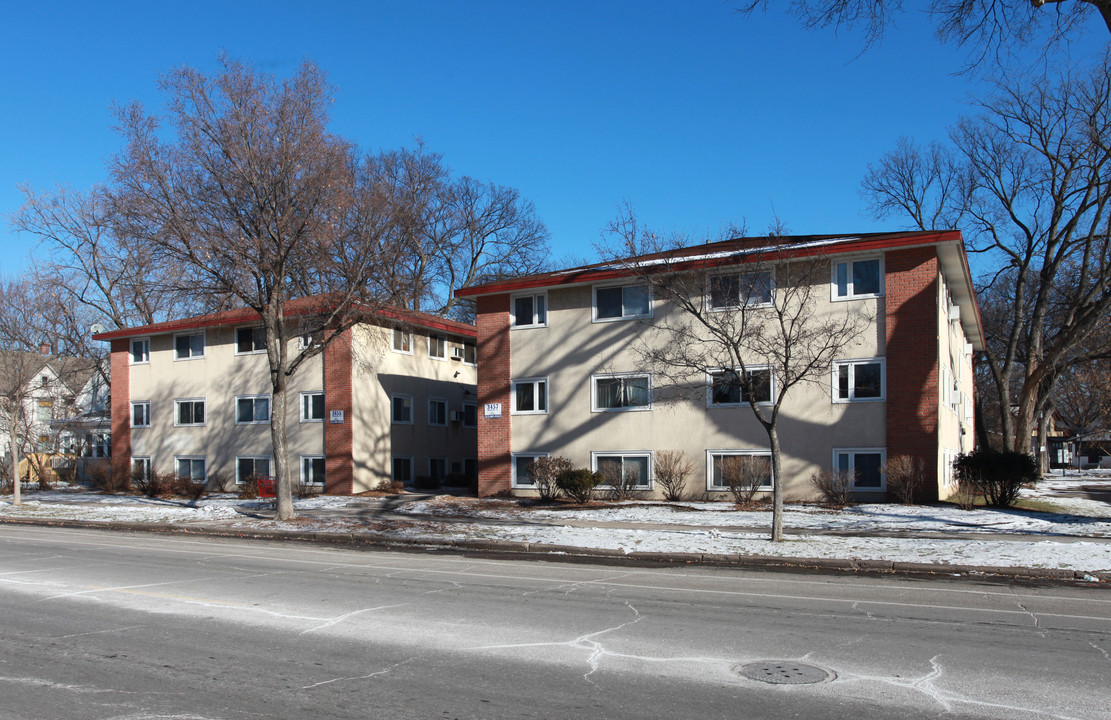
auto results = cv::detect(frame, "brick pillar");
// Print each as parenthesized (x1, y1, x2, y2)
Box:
(885, 247, 941, 501)
(476, 294, 511, 496)
(323, 327, 354, 494)
(109, 339, 131, 479)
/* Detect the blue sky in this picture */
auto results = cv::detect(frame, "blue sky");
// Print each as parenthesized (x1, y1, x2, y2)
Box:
(1, 1, 1107, 276)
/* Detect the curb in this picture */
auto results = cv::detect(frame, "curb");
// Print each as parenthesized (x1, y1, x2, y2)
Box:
(2, 516, 1108, 585)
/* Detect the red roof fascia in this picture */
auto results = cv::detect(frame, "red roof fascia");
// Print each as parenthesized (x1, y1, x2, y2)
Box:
(93, 298, 476, 342)
(455, 230, 962, 297)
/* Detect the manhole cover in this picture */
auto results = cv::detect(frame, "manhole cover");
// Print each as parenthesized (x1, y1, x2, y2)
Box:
(735, 661, 835, 685)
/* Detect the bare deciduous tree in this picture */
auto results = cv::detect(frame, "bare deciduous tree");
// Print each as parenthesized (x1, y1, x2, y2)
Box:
(737, 1, 1110, 68)
(109, 56, 401, 520)
(654, 450, 694, 502)
(601, 209, 870, 541)
(863, 56, 1111, 455)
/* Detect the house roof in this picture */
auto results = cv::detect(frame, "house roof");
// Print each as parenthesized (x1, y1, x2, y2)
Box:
(455, 229, 986, 350)
(92, 296, 477, 342)
(0, 350, 99, 397)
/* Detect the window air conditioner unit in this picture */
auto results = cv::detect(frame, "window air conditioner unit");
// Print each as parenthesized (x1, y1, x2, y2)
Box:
(948, 305, 961, 321)
(450, 410, 465, 422)
(451, 347, 465, 360)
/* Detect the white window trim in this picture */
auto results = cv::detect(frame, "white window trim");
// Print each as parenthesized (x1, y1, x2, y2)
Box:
(706, 268, 775, 311)
(705, 366, 775, 407)
(235, 455, 273, 485)
(299, 391, 324, 423)
(832, 358, 886, 403)
(130, 337, 151, 365)
(511, 293, 548, 329)
(591, 372, 652, 413)
(235, 394, 272, 425)
(591, 283, 653, 323)
(512, 452, 548, 489)
(174, 455, 206, 483)
(705, 449, 774, 493)
(511, 377, 548, 415)
(591, 451, 653, 490)
(131, 401, 151, 428)
(173, 331, 206, 361)
(391, 394, 413, 425)
(391, 328, 413, 355)
(833, 447, 887, 491)
(428, 397, 448, 426)
(174, 398, 206, 427)
(234, 326, 267, 356)
(392, 455, 414, 483)
(427, 334, 447, 361)
(831, 256, 885, 301)
(131, 456, 151, 480)
(300, 454, 326, 485)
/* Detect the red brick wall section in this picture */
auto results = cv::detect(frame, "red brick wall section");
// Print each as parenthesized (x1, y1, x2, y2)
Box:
(476, 294, 512, 496)
(323, 328, 354, 495)
(884, 247, 941, 501)
(109, 339, 131, 477)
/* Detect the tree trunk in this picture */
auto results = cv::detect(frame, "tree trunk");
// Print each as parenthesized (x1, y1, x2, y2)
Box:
(10, 430, 20, 506)
(272, 385, 294, 520)
(769, 428, 783, 542)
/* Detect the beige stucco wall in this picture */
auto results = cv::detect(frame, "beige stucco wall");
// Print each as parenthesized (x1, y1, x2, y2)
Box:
(128, 325, 325, 486)
(508, 259, 891, 500)
(129, 322, 477, 491)
(350, 325, 477, 491)
(935, 271, 977, 500)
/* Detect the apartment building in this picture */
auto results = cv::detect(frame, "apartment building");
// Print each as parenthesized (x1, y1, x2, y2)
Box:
(94, 301, 478, 493)
(457, 230, 983, 502)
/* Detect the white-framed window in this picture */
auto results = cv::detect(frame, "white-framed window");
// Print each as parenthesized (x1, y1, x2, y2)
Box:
(707, 450, 773, 492)
(131, 401, 150, 428)
(130, 338, 150, 364)
(428, 397, 448, 426)
(301, 455, 326, 486)
(512, 293, 547, 328)
(708, 269, 774, 310)
(428, 334, 446, 360)
(392, 456, 413, 483)
(593, 283, 651, 322)
(392, 394, 413, 424)
(834, 448, 886, 490)
(463, 403, 478, 428)
(392, 328, 412, 354)
(429, 457, 448, 479)
(174, 398, 206, 426)
(462, 342, 477, 365)
(512, 377, 548, 414)
(592, 373, 651, 412)
(131, 456, 151, 481)
(235, 326, 267, 355)
(173, 332, 205, 360)
(512, 452, 548, 488)
(236, 456, 272, 485)
(175, 455, 206, 483)
(297, 331, 320, 351)
(235, 395, 271, 424)
(833, 358, 885, 402)
(300, 391, 324, 422)
(707, 367, 773, 406)
(592, 452, 652, 489)
(832, 256, 884, 300)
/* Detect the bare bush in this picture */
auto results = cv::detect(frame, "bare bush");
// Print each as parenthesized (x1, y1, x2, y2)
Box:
(527, 456, 573, 501)
(655, 450, 693, 502)
(951, 480, 979, 510)
(882, 455, 925, 504)
(722, 455, 771, 506)
(86, 460, 130, 493)
(810, 469, 855, 507)
(604, 467, 642, 502)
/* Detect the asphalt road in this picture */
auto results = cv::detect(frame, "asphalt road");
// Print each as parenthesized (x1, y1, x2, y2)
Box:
(0, 525, 1108, 720)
